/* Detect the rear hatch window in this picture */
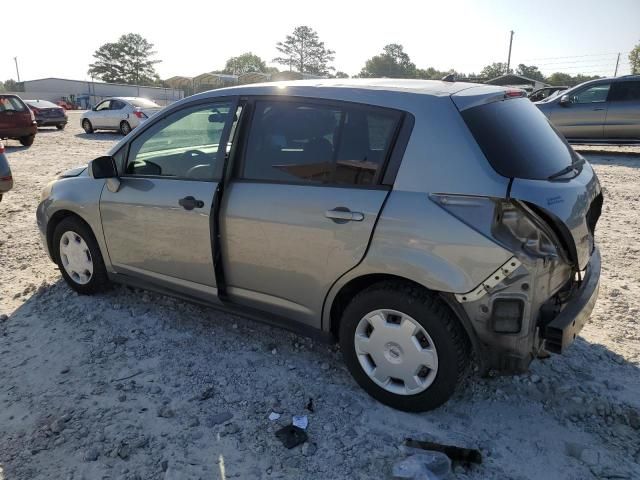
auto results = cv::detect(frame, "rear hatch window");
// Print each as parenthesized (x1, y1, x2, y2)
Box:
(0, 96, 28, 112)
(460, 97, 576, 180)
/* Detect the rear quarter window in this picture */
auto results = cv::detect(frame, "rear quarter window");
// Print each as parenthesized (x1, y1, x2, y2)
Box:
(461, 97, 575, 180)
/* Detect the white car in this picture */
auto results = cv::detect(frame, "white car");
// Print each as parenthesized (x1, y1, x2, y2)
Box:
(81, 97, 162, 136)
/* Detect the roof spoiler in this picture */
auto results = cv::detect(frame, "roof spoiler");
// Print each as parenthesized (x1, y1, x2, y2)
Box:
(451, 85, 527, 111)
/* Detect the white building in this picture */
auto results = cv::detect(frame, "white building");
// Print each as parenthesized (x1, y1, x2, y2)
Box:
(21, 77, 184, 108)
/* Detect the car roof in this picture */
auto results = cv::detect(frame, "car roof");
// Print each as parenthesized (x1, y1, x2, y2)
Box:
(190, 78, 499, 100)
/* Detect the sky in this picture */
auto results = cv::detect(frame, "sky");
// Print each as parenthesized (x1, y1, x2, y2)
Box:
(2, 0, 638, 82)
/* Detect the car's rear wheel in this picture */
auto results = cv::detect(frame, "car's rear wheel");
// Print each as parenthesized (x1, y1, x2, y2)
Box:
(339, 281, 470, 412)
(82, 119, 93, 134)
(53, 217, 109, 294)
(56, 124, 66, 130)
(120, 121, 132, 136)
(19, 134, 35, 147)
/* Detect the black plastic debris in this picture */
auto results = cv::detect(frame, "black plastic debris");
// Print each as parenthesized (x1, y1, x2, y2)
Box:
(275, 425, 308, 449)
(306, 397, 315, 413)
(405, 438, 482, 464)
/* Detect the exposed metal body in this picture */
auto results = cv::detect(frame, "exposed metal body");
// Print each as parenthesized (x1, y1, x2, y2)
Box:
(38, 79, 602, 373)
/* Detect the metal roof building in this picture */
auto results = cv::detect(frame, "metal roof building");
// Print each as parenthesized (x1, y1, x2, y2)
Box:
(21, 77, 184, 109)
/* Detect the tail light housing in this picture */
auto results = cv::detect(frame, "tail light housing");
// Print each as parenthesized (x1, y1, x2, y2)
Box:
(134, 111, 148, 119)
(430, 194, 566, 261)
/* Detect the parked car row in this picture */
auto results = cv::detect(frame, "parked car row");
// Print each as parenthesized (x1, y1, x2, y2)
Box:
(37, 78, 603, 411)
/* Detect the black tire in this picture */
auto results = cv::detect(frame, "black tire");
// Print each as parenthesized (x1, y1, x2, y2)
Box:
(52, 216, 110, 295)
(82, 119, 94, 134)
(56, 124, 66, 130)
(19, 134, 35, 147)
(339, 281, 470, 412)
(120, 121, 132, 136)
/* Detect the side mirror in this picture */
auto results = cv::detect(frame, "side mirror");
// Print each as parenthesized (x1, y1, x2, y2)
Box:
(559, 94, 571, 106)
(90, 155, 118, 179)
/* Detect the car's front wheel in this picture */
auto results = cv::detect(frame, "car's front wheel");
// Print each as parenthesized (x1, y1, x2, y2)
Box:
(339, 281, 470, 412)
(53, 217, 110, 294)
(56, 124, 66, 130)
(82, 119, 93, 134)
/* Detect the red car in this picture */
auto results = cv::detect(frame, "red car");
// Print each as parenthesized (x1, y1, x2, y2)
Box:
(0, 94, 37, 146)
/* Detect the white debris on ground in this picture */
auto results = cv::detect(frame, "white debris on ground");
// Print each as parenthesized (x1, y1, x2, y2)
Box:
(0, 112, 639, 480)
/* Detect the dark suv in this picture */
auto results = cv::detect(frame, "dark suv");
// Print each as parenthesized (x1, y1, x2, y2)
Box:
(0, 94, 37, 146)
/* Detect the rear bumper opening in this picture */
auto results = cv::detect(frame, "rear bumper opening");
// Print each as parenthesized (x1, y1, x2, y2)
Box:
(541, 247, 601, 354)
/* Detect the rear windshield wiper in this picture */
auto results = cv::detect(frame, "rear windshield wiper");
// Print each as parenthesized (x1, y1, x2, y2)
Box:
(548, 156, 585, 180)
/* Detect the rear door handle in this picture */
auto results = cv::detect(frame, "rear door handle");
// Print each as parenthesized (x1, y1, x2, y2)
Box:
(179, 196, 204, 210)
(593, 107, 605, 111)
(325, 207, 364, 223)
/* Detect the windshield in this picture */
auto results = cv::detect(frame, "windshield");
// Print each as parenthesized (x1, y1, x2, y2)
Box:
(461, 97, 575, 180)
(128, 98, 160, 108)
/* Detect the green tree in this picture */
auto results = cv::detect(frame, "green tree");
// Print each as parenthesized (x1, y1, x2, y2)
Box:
(515, 64, 544, 81)
(359, 44, 416, 78)
(480, 62, 510, 79)
(273, 26, 335, 75)
(546, 72, 574, 86)
(88, 33, 161, 85)
(629, 42, 640, 75)
(2, 79, 22, 91)
(223, 52, 267, 75)
(333, 71, 349, 78)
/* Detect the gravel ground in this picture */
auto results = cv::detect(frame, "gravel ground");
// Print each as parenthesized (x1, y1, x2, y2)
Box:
(1, 112, 639, 480)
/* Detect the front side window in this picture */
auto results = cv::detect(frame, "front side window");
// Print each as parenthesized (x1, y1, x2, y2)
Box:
(125, 101, 234, 180)
(571, 83, 611, 104)
(609, 81, 640, 102)
(241, 100, 401, 186)
(95, 100, 111, 111)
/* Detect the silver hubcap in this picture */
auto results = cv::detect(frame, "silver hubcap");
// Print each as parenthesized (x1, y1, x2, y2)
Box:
(355, 309, 438, 395)
(59, 231, 93, 285)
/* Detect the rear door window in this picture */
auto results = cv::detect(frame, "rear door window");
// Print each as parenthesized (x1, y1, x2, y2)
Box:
(241, 99, 401, 186)
(461, 97, 576, 180)
(608, 81, 640, 102)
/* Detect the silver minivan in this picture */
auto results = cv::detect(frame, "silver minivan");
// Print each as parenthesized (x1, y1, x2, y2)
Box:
(37, 79, 602, 411)
(536, 75, 640, 143)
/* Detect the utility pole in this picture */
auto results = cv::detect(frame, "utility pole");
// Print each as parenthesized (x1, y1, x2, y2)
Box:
(506, 30, 514, 74)
(13, 57, 21, 82)
(614, 52, 620, 77)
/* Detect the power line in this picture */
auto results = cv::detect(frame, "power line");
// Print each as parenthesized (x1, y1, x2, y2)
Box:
(518, 51, 629, 62)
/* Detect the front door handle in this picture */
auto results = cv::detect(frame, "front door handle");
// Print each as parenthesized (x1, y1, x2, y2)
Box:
(325, 207, 364, 223)
(593, 107, 605, 111)
(179, 196, 204, 210)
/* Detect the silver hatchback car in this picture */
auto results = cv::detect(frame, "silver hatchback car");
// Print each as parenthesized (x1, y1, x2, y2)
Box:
(536, 75, 640, 143)
(37, 79, 603, 411)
